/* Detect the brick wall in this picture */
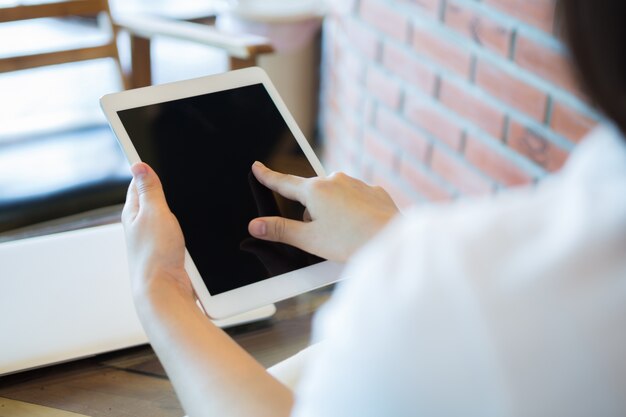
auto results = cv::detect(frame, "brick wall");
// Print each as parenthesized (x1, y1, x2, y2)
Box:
(319, 0, 600, 208)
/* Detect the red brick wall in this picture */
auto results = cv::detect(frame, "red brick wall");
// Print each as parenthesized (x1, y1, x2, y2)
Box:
(319, 0, 600, 208)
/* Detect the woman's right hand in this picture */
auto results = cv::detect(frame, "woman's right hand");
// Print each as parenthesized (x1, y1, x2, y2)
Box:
(248, 162, 400, 262)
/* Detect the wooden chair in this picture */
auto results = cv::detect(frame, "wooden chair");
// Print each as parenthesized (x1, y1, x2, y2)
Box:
(0, 0, 129, 233)
(0, 0, 126, 86)
(0, 1, 275, 234)
(0, 1, 275, 87)
(113, 13, 275, 88)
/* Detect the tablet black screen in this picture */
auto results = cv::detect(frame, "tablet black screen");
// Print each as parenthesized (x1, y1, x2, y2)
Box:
(117, 83, 322, 295)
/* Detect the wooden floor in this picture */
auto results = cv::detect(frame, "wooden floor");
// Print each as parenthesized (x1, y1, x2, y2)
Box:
(0, 289, 331, 417)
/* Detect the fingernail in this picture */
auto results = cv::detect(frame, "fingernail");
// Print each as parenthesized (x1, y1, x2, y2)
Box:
(131, 163, 148, 179)
(253, 161, 264, 168)
(250, 220, 267, 236)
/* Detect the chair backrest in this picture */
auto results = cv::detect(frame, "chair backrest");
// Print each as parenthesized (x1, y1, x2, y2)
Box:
(0, 0, 125, 87)
(0, 1, 130, 232)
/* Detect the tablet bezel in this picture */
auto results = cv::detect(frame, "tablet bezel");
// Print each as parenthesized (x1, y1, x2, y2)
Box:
(101, 67, 342, 319)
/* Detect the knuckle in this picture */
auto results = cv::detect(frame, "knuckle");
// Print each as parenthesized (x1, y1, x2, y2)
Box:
(377, 186, 392, 198)
(273, 218, 285, 241)
(135, 181, 151, 196)
(328, 171, 348, 181)
(307, 178, 326, 195)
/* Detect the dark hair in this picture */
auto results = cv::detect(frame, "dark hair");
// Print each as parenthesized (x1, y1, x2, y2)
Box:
(559, 0, 626, 136)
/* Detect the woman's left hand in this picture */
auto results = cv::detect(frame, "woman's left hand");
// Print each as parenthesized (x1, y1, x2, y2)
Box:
(120, 164, 294, 417)
(122, 162, 194, 302)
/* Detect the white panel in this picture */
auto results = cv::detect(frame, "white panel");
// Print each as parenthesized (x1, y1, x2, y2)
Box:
(0, 224, 145, 375)
(0, 223, 275, 375)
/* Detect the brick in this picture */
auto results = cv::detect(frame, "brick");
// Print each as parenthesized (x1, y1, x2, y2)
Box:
(412, 25, 472, 77)
(360, 0, 410, 42)
(335, 73, 366, 114)
(333, 44, 366, 82)
(343, 82, 366, 114)
(364, 97, 377, 125)
(323, 0, 582, 197)
(439, 80, 506, 139)
(329, 94, 341, 117)
(322, 119, 341, 158)
(484, 0, 556, 33)
(475, 59, 548, 122)
(375, 106, 431, 162)
(400, 162, 453, 201)
(322, 148, 343, 173)
(397, 0, 441, 19)
(507, 120, 570, 172)
(514, 35, 582, 96)
(341, 110, 364, 143)
(431, 147, 494, 194)
(465, 135, 533, 186)
(364, 131, 398, 172)
(334, 145, 360, 173)
(327, 115, 357, 155)
(404, 96, 464, 150)
(550, 102, 597, 143)
(328, 0, 358, 15)
(444, 1, 512, 57)
(365, 66, 403, 109)
(343, 18, 381, 60)
(382, 42, 437, 96)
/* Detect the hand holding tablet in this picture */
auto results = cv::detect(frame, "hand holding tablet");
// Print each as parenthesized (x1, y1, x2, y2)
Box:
(101, 67, 398, 319)
(248, 162, 399, 262)
(101, 67, 343, 319)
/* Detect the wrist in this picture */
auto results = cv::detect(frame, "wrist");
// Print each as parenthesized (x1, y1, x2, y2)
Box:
(132, 268, 196, 312)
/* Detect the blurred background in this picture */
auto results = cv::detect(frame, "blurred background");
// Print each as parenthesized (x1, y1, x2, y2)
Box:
(0, 0, 325, 236)
(0, 0, 600, 237)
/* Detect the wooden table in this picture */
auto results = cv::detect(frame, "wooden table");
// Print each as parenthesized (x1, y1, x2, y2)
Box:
(0, 287, 331, 416)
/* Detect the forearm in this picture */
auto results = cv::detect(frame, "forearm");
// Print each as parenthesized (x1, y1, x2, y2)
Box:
(134, 279, 294, 417)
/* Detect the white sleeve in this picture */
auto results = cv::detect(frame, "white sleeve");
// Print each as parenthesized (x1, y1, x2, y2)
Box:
(289, 204, 512, 417)
(289, 168, 626, 417)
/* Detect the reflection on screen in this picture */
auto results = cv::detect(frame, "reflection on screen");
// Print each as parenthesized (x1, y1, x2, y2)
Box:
(117, 83, 323, 295)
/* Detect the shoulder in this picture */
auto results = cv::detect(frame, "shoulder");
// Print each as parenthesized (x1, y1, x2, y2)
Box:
(292, 123, 626, 417)
(377, 123, 626, 285)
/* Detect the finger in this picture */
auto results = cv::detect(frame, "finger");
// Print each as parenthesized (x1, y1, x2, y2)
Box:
(303, 208, 312, 222)
(248, 217, 311, 249)
(252, 161, 306, 204)
(131, 162, 168, 209)
(121, 177, 139, 224)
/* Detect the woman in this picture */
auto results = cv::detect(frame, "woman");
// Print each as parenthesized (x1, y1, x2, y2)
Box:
(122, 1, 626, 416)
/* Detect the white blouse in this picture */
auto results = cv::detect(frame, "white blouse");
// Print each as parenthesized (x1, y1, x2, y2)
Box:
(288, 124, 626, 417)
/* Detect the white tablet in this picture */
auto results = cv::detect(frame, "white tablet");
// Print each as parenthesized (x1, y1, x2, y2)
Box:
(100, 67, 342, 320)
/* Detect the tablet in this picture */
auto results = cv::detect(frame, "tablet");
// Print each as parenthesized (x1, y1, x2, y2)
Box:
(100, 67, 342, 319)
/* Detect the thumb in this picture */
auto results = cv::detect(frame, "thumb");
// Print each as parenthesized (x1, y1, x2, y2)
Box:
(249, 217, 310, 250)
(131, 162, 167, 208)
